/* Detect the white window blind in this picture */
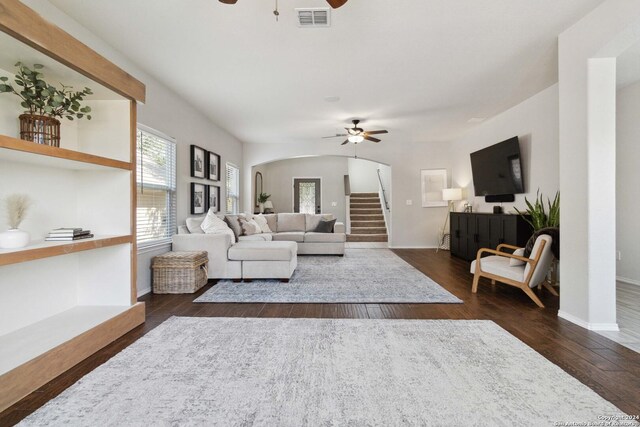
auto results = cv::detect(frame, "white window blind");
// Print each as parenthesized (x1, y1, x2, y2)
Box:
(136, 127, 177, 247)
(226, 163, 240, 214)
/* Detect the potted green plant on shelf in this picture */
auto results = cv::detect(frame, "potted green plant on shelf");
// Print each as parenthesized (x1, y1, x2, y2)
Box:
(257, 192, 271, 214)
(0, 194, 32, 249)
(0, 62, 93, 147)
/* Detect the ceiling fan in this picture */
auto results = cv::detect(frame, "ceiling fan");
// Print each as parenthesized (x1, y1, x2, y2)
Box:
(219, 0, 348, 8)
(323, 120, 389, 145)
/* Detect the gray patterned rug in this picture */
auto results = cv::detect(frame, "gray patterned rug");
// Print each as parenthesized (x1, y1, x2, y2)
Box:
(19, 318, 632, 426)
(195, 248, 462, 303)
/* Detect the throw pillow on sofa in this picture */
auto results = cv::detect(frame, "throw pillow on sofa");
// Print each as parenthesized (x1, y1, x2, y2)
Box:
(314, 218, 336, 233)
(253, 214, 272, 233)
(201, 209, 236, 243)
(238, 217, 261, 236)
(305, 213, 334, 232)
(224, 215, 245, 240)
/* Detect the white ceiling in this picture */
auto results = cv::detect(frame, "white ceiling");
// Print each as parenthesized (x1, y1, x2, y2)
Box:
(49, 0, 604, 144)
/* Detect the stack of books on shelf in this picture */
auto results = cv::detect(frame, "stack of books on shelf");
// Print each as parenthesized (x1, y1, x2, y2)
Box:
(45, 228, 94, 241)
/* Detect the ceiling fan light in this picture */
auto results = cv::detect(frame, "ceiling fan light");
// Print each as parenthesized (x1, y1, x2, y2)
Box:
(348, 135, 364, 144)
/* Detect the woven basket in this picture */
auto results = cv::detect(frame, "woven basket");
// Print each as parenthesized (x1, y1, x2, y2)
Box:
(19, 114, 61, 147)
(152, 251, 208, 294)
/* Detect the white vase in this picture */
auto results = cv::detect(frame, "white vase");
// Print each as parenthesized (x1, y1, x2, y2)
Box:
(0, 228, 30, 249)
(259, 203, 264, 214)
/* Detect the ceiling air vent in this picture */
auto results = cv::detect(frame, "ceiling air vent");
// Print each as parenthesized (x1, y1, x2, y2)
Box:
(296, 8, 330, 27)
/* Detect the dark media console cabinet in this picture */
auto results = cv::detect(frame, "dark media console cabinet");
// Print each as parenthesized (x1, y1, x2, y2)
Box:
(450, 212, 533, 261)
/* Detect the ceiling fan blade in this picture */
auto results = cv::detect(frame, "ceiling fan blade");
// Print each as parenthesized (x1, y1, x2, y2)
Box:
(341, 140, 349, 145)
(219, 0, 238, 3)
(322, 134, 348, 139)
(364, 136, 381, 143)
(365, 130, 388, 135)
(326, 0, 348, 9)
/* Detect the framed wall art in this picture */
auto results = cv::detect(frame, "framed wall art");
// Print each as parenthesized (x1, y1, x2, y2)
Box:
(190, 145, 206, 179)
(207, 185, 220, 213)
(421, 169, 448, 207)
(191, 182, 206, 215)
(207, 151, 221, 181)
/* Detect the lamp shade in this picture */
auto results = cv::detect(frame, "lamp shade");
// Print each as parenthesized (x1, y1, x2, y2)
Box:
(263, 201, 273, 209)
(442, 188, 462, 201)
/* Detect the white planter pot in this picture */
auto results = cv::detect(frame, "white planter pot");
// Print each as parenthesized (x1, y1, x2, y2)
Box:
(0, 228, 30, 249)
(259, 203, 264, 214)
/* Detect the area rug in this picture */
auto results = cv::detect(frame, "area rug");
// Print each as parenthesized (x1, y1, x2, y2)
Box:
(19, 318, 633, 426)
(194, 248, 462, 303)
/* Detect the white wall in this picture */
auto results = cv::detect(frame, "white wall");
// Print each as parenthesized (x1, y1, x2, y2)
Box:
(558, 0, 640, 331)
(450, 84, 560, 214)
(616, 80, 640, 285)
(256, 156, 349, 223)
(27, 1, 244, 296)
(348, 158, 380, 193)
(243, 141, 451, 248)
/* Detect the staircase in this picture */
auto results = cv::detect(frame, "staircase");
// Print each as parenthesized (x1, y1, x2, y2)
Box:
(348, 192, 388, 242)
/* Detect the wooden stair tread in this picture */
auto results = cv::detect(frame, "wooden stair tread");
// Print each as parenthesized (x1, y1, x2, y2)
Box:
(350, 192, 378, 197)
(347, 234, 388, 242)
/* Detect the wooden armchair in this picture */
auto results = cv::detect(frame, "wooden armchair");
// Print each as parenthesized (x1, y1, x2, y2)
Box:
(470, 235, 557, 308)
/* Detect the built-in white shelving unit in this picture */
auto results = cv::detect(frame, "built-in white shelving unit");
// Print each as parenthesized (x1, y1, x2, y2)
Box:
(0, 0, 146, 412)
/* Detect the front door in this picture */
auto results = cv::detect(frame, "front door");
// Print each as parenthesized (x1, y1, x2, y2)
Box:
(293, 178, 321, 214)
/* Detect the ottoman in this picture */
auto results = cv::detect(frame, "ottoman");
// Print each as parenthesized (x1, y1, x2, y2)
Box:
(228, 241, 297, 282)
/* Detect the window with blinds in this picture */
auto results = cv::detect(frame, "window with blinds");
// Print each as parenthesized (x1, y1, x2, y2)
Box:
(136, 127, 177, 247)
(226, 163, 240, 214)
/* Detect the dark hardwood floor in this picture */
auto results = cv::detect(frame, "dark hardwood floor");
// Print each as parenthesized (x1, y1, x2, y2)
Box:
(2, 249, 639, 425)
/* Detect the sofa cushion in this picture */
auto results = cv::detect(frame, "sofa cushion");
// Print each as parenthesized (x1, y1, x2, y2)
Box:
(238, 233, 273, 242)
(277, 213, 305, 232)
(177, 225, 190, 235)
(228, 241, 297, 261)
(272, 231, 305, 242)
(252, 214, 272, 233)
(305, 213, 334, 232)
(263, 214, 277, 233)
(314, 219, 337, 233)
(185, 216, 205, 234)
(304, 232, 346, 243)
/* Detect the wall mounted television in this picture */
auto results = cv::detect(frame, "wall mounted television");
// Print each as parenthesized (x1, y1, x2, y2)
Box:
(470, 136, 525, 197)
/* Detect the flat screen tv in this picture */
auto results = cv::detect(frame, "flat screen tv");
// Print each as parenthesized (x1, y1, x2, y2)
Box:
(470, 136, 524, 197)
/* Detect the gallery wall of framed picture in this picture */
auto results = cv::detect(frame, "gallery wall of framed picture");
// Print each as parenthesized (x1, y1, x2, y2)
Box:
(191, 144, 222, 215)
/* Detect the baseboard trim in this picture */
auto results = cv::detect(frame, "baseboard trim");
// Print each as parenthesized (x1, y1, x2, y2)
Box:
(137, 286, 151, 298)
(388, 245, 439, 249)
(617, 275, 640, 286)
(557, 311, 619, 331)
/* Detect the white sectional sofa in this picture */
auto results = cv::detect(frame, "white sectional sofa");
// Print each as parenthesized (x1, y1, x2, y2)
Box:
(172, 213, 345, 280)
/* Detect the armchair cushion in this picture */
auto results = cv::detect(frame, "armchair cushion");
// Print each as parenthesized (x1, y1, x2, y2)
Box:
(525, 235, 554, 287)
(525, 227, 560, 259)
(470, 256, 525, 283)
